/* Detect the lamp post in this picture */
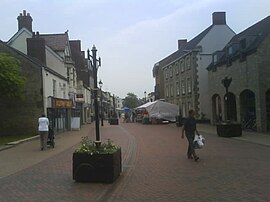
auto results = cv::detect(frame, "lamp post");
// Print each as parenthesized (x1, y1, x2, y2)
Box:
(99, 80, 104, 126)
(222, 76, 232, 121)
(144, 91, 147, 103)
(87, 45, 101, 146)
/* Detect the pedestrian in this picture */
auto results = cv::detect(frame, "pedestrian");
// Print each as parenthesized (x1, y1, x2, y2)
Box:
(181, 109, 200, 161)
(38, 114, 49, 151)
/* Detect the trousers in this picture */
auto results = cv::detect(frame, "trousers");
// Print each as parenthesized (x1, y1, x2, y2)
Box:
(39, 131, 48, 150)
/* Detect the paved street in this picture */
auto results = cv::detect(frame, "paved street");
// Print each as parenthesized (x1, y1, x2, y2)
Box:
(0, 122, 270, 202)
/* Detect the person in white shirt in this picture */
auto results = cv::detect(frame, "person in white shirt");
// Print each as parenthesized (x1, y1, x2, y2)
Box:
(38, 114, 49, 150)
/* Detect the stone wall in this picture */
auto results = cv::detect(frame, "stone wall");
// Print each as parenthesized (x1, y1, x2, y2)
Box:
(0, 43, 44, 136)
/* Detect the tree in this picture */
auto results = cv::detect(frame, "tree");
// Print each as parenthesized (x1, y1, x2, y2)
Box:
(0, 53, 25, 99)
(123, 93, 139, 109)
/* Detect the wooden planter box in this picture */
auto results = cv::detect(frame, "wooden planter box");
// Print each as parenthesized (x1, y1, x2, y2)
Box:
(73, 149, 122, 183)
(109, 118, 119, 125)
(216, 123, 242, 137)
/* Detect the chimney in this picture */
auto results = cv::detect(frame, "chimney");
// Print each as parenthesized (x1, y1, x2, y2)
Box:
(178, 39, 187, 50)
(17, 10, 33, 32)
(27, 32, 46, 65)
(212, 12, 226, 25)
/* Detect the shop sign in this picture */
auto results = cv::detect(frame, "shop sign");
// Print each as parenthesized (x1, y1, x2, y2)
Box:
(52, 98, 74, 108)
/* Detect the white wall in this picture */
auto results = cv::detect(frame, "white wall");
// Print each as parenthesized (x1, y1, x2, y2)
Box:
(7, 28, 31, 54)
(197, 25, 235, 119)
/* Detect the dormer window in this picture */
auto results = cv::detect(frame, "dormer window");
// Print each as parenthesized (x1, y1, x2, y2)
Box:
(228, 46, 233, 55)
(240, 39, 246, 49)
(213, 54, 218, 64)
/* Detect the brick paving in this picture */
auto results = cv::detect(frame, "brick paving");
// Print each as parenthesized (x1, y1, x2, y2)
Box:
(0, 122, 270, 201)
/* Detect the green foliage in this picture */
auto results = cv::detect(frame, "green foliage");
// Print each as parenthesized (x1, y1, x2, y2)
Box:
(74, 137, 121, 154)
(123, 92, 139, 109)
(0, 52, 26, 99)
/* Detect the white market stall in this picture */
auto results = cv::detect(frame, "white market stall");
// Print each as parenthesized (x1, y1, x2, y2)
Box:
(136, 100, 179, 122)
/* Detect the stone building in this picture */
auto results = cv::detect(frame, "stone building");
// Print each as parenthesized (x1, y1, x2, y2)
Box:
(6, 10, 90, 132)
(153, 12, 235, 118)
(0, 41, 44, 136)
(207, 15, 270, 132)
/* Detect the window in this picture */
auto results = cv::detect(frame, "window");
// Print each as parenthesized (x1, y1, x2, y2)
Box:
(180, 60, 185, 72)
(187, 78, 192, 94)
(170, 84, 174, 97)
(181, 80, 186, 95)
(176, 82, 180, 96)
(169, 65, 173, 78)
(228, 46, 233, 55)
(53, 79, 57, 97)
(213, 54, 218, 64)
(240, 39, 246, 49)
(186, 56, 191, 70)
(182, 102, 186, 117)
(63, 83, 66, 98)
(166, 85, 169, 98)
(175, 62, 179, 75)
(188, 102, 191, 111)
(165, 68, 169, 79)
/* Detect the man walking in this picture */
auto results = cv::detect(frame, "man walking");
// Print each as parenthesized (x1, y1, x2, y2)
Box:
(181, 109, 199, 161)
(38, 114, 49, 151)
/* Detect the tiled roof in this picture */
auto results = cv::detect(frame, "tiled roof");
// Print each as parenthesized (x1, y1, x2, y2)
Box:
(40, 32, 69, 52)
(208, 15, 270, 70)
(157, 25, 213, 68)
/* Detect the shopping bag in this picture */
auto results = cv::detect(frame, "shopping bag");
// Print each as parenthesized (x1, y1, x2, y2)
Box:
(193, 134, 205, 149)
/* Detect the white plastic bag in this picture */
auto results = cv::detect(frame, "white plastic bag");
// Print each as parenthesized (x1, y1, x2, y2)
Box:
(193, 134, 205, 149)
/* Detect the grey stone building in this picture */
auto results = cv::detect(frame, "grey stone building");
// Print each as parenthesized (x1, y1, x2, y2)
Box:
(207, 15, 270, 132)
(153, 12, 235, 118)
(0, 40, 44, 136)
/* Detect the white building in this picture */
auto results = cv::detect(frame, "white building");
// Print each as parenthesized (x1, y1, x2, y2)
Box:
(153, 12, 235, 119)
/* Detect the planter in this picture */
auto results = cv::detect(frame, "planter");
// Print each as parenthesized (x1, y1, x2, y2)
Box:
(109, 118, 119, 125)
(73, 149, 122, 183)
(216, 123, 242, 137)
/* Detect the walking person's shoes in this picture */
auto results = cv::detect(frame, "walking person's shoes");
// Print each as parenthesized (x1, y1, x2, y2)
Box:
(194, 156, 199, 161)
(187, 155, 193, 159)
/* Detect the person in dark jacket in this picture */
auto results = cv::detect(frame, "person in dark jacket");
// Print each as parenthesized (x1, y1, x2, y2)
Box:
(181, 109, 199, 161)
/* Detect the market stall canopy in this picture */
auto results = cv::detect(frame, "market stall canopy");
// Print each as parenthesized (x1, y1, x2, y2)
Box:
(121, 106, 130, 111)
(136, 100, 178, 122)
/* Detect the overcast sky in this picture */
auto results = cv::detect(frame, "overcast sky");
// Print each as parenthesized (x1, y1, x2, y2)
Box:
(0, 0, 270, 98)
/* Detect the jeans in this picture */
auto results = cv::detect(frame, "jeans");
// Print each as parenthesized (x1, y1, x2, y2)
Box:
(186, 134, 196, 158)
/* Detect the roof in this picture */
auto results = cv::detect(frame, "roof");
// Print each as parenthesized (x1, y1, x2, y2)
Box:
(40, 32, 69, 52)
(157, 25, 213, 69)
(208, 15, 270, 70)
(0, 40, 67, 80)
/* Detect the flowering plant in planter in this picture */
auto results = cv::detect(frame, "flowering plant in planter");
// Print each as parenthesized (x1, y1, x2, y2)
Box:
(74, 136, 120, 155)
(73, 137, 122, 183)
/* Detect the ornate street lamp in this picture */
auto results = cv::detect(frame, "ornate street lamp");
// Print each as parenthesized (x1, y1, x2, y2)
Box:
(144, 91, 147, 103)
(87, 45, 101, 146)
(99, 80, 104, 126)
(222, 76, 232, 121)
